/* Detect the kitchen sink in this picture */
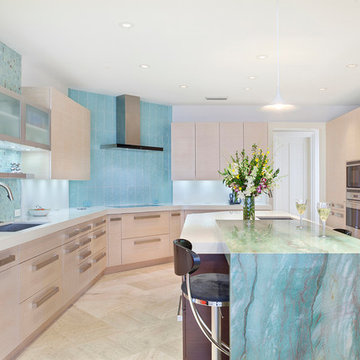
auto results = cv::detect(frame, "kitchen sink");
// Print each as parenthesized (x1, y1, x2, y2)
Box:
(0, 223, 43, 232)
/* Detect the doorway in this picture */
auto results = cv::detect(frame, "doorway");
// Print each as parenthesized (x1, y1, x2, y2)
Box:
(272, 130, 320, 222)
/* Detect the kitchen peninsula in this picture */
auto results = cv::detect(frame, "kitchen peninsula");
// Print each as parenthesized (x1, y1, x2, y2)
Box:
(181, 211, 360, 360)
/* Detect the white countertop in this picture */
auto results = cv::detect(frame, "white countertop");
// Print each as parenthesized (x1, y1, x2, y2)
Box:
(0, 204, 268, 252)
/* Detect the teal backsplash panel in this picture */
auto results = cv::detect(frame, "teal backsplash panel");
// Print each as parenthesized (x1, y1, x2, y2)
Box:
(0, 41, 21, 94)
(0, 41, 22, 221)
(68, 89, 172, 206)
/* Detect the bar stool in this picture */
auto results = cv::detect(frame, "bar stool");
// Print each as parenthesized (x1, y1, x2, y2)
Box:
(334, 228, 352, 236)
(173, 239, 230, 359)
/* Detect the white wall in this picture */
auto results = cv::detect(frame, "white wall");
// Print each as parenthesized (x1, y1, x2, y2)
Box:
(21, 180, 69, 215)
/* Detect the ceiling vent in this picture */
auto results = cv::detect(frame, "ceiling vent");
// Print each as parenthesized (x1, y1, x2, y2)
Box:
(205, 97, 228, 101)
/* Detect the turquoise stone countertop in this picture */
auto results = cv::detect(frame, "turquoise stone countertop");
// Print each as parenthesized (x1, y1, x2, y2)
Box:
(218, 219, 360, 254)
(182, 211, 360, 359)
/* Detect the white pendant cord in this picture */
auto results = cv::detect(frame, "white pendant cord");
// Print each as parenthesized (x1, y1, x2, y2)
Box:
(276, 0, 280, 97)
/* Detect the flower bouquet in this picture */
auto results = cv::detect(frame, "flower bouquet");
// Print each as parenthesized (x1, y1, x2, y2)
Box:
(219, 144, 280, 220)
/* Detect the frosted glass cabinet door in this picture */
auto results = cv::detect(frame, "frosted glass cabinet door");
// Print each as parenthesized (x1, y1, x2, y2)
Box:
(0, 91, 21, 139)
(25, 104, 50, 146)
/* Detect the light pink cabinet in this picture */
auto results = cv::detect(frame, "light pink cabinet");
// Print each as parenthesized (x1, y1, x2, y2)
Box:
(219, 122, 244, 171)
(171, 123, 196, 180)
(244, 122, 268, 154)
(196, 122, 220, 180)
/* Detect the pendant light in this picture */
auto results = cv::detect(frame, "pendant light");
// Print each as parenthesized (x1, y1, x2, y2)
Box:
(263, 0, 295, 111)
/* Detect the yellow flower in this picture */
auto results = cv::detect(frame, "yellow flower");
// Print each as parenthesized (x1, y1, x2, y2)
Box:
(267, 150, 270, 155)
(265, 160, 268, 164)
(239, 187, 242, 191)
(256, 158, 259, 162)
(236, 175, 239, 179)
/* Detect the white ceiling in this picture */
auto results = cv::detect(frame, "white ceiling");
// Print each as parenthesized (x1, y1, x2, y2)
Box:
(1, 0, 360, 105)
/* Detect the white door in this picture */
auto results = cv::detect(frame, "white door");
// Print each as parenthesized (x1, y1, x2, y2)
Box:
(273, 132, 314, 220)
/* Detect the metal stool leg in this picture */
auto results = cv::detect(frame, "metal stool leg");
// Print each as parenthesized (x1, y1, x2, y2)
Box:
(211, 307, 221, 360)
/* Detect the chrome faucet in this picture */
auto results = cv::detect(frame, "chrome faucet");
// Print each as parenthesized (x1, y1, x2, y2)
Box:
(0, 182, 14, 201)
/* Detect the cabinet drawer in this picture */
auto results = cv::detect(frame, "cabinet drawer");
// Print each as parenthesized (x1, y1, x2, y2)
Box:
(92, 228, 106, 255)
(62, 240, 80, 302)
(78, 246, 92, 264)
(122, 234, 170, 264)
(92, 250, 106, 278)
(93, 217, 106, 231)
(19, 231, 63, 262)
(122, 212, 170, 239)
(0, 246, 18, 273)
(78, 260, 92, 290)
(107, 215, 122, 267)
(20, 248, 62, 302)
(20, 280, 63, 340)
(78, 233, 92, 248)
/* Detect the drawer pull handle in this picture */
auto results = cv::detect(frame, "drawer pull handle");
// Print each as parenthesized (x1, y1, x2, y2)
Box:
(134, 238, 161, 245)
(95, 219, 106, 227)
(32, 286, 59, 309)
(331, 211, 344, 218)
(64, 244, 80, 254)
(79, 225, 91, 233)
(79, 250, 92, 260)
(0, 254, 15, 267)
(69, 229, 80, 238)
(110, 217, 122, 222)
(171, 213, 181, 217)
(79, 237, 91, 246)
(93, 252, 106, 263)
(93, 231, 106, 239)
(32, 254, 59, 271)
(79, 263, 92, 273)
(134, 214, 161, 220)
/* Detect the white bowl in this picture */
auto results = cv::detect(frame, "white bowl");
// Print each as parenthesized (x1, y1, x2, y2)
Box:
(28, 209, 50, 217)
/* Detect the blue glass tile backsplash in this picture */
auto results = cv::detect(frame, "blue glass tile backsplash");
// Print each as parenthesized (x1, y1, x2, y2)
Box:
(68, 89, 172, 207)
(0, 42, 21, 94)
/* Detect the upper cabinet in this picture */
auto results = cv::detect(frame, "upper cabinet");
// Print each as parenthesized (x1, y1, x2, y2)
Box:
(172, 121, 267, 180)
(219, 122, 244, 171)
(243, 122, 268, 154)
(171, 122, 196, 180)
(0, 88, 21, 141)
(22, 87, 91, 180)
(195, 122, 219, 180)
(24, 104, 50, 147)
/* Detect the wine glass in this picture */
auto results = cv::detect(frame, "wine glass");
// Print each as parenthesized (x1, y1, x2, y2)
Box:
(295, 199, 307, 229)
(317, 202, 331, 237)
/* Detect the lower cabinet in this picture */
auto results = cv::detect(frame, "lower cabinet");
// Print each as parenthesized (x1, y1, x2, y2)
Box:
(20, 280, 63, 340)
(122, 234, 170, 264)
(107, 211, 184, 269)
(0, 264, 20, 360)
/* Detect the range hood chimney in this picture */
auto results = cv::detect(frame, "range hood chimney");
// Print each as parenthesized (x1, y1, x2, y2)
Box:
(101, 95, 163, 151)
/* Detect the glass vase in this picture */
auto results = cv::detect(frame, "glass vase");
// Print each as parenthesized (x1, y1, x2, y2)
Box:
(243, 196, 255, 221)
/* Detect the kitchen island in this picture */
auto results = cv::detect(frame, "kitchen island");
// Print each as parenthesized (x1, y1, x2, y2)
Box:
(181, 211, 360, 360)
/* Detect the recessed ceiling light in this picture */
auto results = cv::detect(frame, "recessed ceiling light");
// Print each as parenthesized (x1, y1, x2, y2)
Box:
(257, 55, 268, 60)
(179, 85, 188, 89)
(248, 76, 257, 80)
(346, 63, 358, 68)
(139, 64, 150, 69)
(319, 87, 327, 91)
(120, 22, 133, 28)
(244, 87, 251, 91)
(205, 97, 228, 101)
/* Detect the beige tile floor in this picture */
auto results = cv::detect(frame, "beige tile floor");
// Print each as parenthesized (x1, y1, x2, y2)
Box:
(17, 263, 182, 360)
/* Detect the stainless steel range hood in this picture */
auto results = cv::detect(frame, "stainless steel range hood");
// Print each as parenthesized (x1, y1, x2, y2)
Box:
(100, 94, 163, 151)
